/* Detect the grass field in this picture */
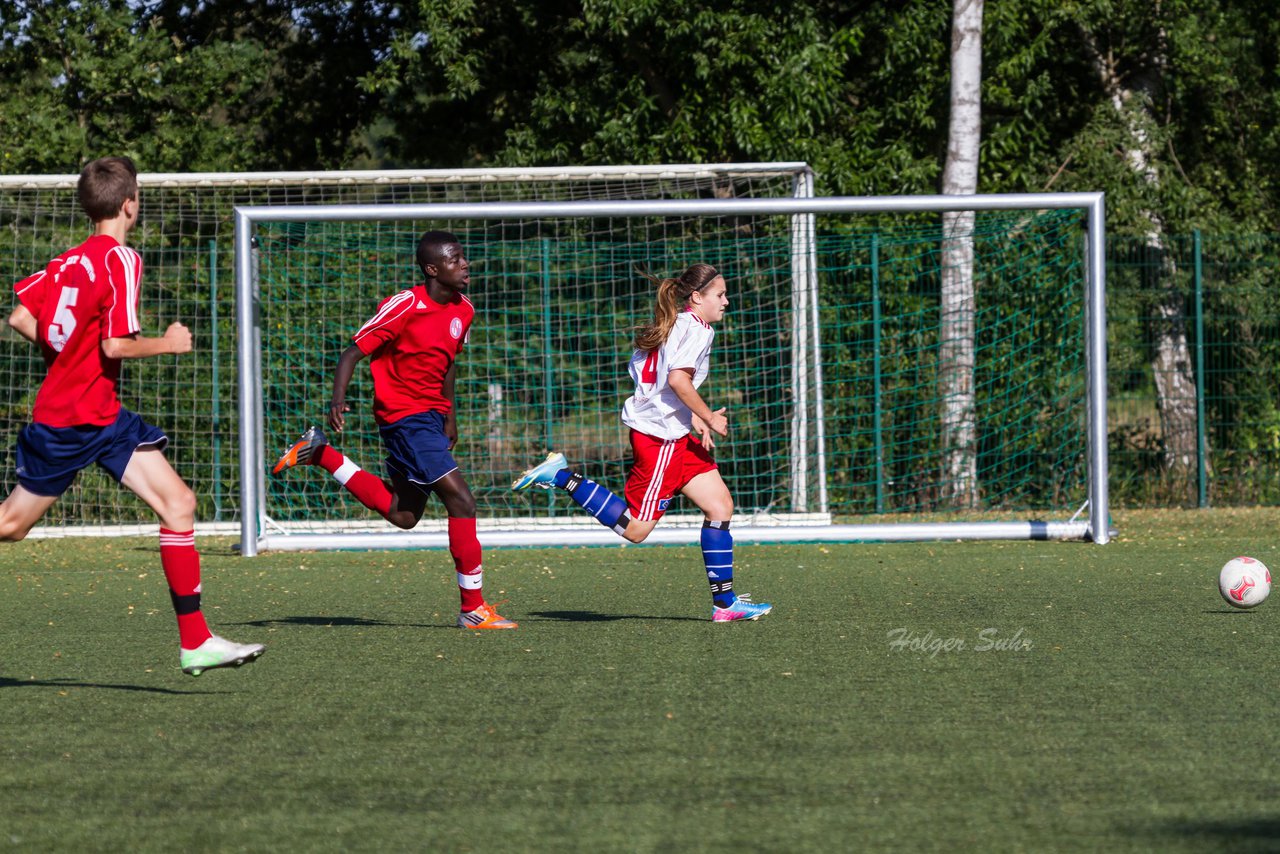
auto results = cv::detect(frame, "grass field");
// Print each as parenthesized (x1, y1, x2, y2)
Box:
(2, 508, 1278, 852)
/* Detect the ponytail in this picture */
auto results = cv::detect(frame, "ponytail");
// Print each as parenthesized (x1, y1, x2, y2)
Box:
(633, 263, 720, 351)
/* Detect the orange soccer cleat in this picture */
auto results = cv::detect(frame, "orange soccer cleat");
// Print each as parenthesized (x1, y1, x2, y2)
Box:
(457, 603, 519, 630)
(273, 425, 328, 474)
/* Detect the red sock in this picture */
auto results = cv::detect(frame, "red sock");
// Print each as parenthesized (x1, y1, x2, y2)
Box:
(449, 516, 484, 612)
(159, 528, 213, 649)
(313, 444, 392, 516)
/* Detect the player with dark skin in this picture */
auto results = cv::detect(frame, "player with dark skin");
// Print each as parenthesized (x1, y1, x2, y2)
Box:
(274, 231, 515, 629)
(324, 241, 476, 530)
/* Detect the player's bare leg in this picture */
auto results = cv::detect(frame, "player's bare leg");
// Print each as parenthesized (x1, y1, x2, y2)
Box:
(385, 470, 429, 529)
(121, 448, 197, 531)
(429, 470, 475, 519)
(681, 470, 771, 622)
(680, 469, 734, 522)
(432, 471, 516, 629)
(121, 449, 265, 674)
(621, 517, 659, 543)
(0, 486, 58, 542)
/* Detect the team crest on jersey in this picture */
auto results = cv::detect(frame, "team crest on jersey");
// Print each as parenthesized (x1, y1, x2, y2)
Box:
(449, 318, 463, 339)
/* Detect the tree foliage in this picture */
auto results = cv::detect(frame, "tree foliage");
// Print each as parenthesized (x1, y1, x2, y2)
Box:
(2, 0, 1280, 222)
(0, 0, 401, 171)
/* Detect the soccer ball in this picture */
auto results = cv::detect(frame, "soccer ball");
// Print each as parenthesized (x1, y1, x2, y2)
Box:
(1218, 556, 1271, 609)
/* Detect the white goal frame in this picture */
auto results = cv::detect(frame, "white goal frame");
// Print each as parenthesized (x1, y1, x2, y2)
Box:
(235, 192, 1109, 555)
(1, 162, 812, 539)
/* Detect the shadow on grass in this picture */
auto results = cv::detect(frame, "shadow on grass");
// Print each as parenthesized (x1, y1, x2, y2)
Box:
(528, 610, 703, 623)
(1202, 609, 1262, 615)
(233, 615, 441, 629)
(1149, 817, 1280, 851)
(233, 612, 705, 628)
(0, 676, 221, 695)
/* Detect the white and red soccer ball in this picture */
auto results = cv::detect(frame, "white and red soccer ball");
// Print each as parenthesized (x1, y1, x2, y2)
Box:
(1218, 556, 1271, 609)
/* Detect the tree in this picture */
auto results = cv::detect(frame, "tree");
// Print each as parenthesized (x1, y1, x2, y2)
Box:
(939, 0, 983, 508)
(371, 0, 865, 180)
(1039, 0, 1280, 496)
(1080, 7, 1197, 485)
(0, 0, 403, 173)
(0, 1, 262, 171)
(146, 0, 405, 169)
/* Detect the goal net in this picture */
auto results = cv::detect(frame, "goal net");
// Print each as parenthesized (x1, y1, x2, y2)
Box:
(0, 165, 807, 536)
(237, 193, 1109, 555)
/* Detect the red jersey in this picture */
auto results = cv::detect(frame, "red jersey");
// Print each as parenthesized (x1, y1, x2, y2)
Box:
(352, 285, 474, 425)
(13, 234, 142, 427)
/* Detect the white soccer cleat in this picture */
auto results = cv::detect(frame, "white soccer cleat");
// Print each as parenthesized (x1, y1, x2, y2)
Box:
(180, 635, 266, 676)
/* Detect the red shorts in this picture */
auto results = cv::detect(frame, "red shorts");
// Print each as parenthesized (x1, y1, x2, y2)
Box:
(624, 430, 718, 521)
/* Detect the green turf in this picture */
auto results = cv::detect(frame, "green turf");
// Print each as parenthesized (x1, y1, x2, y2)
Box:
(2, 508, 1278, 852)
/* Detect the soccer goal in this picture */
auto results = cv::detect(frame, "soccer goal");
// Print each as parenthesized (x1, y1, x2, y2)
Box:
(235, 192, 1109, 556)
(0, 162, 807, 537)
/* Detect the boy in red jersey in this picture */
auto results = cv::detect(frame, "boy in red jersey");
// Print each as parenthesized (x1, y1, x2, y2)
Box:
(2, 156, 264, 676)
(273, 231, 516, 630)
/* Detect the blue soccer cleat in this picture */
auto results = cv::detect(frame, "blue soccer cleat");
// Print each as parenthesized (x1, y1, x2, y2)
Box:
(511, 452, 567, 491)
(712, 594, 773, 623)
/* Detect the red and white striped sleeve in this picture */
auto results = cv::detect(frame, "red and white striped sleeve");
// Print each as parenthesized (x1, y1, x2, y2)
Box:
(102, 245, 143, 339)
(352, 289, 415, 354)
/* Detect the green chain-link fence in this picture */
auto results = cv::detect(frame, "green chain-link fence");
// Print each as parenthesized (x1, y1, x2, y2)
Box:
(1109, 232, 1280, 507)
(3, 178, 1278, 522)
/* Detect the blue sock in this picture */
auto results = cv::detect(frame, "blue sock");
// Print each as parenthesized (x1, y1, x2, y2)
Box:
(702, 520, 735, 607)
(555, 469, 630, 536)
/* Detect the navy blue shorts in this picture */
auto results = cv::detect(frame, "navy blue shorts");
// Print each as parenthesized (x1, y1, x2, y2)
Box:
(15, 409, 169, 497)
(379, 410, 459, 488)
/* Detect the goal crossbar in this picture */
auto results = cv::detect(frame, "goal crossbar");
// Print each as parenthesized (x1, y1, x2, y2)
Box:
(235, 191, 1109, 555)
(2, 161, 812, 190)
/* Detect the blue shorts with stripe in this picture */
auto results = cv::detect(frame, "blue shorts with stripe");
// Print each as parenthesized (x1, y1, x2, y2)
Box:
(15, 408, 169, 497)
(379, 410, 459, 488)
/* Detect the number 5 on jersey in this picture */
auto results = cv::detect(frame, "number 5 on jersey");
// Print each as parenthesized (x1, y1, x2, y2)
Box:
(47, 285, 79, 352)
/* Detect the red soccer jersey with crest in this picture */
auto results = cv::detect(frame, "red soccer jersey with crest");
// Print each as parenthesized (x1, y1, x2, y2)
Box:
(352, 285, 474, 425)
(13, 234, 143, 427)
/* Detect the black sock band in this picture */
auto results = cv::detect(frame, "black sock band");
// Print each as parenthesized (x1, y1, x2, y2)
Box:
(703, 519, 731, 530)
(170, 591, 202, 616)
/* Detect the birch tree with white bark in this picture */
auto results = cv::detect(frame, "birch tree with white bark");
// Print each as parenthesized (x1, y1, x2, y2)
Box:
(1080, 13, 1200, 486)
(940, 0, 983, 508)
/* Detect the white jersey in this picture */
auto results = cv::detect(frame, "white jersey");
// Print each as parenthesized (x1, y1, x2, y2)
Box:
(621, 311, 715, 440)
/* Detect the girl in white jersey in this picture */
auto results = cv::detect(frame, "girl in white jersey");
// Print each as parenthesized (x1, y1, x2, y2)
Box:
(513, 263, 772, 622)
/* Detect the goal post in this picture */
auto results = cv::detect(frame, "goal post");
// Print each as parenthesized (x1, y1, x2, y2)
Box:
(235, 192, 1109, 556)
(0, 163, 809, 537)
